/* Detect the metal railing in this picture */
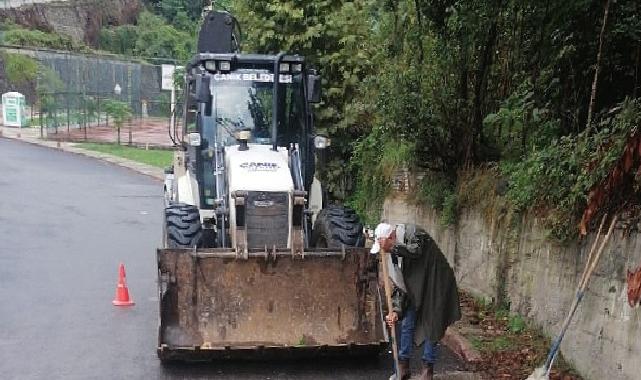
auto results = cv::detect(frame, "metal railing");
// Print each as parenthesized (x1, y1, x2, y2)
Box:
(30, 91, 180, 147)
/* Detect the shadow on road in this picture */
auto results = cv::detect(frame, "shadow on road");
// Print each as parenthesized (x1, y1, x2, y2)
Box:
(159, 355, 392, 379)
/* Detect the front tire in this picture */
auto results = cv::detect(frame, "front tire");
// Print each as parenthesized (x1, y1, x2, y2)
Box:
(164, 203, 202, 248)
(311, 205, 365, 248)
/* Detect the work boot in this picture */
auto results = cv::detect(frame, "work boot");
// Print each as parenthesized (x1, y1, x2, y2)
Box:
(389, 359, 411, 380)
(419, 362, 434, 380)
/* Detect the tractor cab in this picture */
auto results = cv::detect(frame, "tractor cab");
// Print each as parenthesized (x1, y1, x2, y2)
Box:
(178, 51, 321, 250)
(185, 54, 320, 146)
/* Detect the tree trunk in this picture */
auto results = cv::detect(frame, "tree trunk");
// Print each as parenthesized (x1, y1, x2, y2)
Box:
(117, 127, 121, 145)
(585, 0, 611, 134)
(469, 1, 502, 164)
(414, 0, 424, 63)
(634, 41, 640, 99)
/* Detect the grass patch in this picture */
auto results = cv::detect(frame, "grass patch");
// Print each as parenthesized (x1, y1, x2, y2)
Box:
(77, 143, 173, 168)
(470, 335, 517, 352)
(2, 23, 89, 51)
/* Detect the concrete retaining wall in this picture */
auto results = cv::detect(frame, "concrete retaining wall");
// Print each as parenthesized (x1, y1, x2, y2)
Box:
(383, 193, 641, 380)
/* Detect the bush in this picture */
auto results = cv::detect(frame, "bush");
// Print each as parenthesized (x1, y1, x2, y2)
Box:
(349, 124, 415, 223)
(415, 171, 459, 226)
(2, 52, 38, 85)
(419, 172, 453, 210)
(483, 80, 562, 160)
(98, 11, 195, 61)
(502, 98, 641, 240)
(98, 26, 139, 56)
(3, 27, 87, 51)
(440, 192, 458, 226)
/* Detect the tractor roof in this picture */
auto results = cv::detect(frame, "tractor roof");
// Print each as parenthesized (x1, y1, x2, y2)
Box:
(189, 53, 305, 68)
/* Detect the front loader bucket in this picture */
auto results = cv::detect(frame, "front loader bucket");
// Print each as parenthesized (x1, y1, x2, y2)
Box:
(156, 248, 387, 361)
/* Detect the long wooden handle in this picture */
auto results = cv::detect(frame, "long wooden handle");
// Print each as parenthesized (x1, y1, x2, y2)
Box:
(546, 215, 617, 373)
(380, 248, 400, 378)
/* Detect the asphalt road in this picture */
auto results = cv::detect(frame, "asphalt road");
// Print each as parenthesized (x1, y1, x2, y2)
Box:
(0, 138, 467, 379)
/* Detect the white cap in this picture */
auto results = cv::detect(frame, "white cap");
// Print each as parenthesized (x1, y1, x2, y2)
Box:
(370, 223, 394, 254)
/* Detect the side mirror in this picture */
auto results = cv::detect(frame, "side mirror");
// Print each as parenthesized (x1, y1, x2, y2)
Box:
(307, 72, 321, 104)
(188, 132, 202, 147)
(314, 135, 331, 149)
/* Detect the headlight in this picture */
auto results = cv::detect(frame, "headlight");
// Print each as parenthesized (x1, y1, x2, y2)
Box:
(218, 61, 231, 71)
(235, 129, 251, 141)
(188, 132, 201, 147)
(279, 63, 290, 72)
(204, 61, 217, 71)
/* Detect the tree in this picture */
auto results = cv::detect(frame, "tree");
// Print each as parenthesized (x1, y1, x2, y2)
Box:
(2, 52, 38, 85)
(103, 100, 132, 145)
(99, 11, 195, 61)
(228, 0, 641, 230)
(230, 0, 376, 199)
(36, 64, 64, 130)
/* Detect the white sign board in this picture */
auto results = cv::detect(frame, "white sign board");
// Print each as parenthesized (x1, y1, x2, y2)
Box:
(161, 64, 180, 91)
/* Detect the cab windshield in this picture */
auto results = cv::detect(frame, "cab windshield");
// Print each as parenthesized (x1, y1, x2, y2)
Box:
(205, 70, 305, 147)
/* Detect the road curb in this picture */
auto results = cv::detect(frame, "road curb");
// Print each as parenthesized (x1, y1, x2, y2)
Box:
(1, 128, 164, 181)
(442, 327, 483, 364)
(433, 372, 482, 380)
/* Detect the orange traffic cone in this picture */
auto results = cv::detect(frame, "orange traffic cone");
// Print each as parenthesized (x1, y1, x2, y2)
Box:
(112, 263, 135, 306)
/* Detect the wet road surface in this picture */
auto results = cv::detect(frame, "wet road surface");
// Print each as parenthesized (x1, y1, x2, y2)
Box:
(0, 138, 467, 379)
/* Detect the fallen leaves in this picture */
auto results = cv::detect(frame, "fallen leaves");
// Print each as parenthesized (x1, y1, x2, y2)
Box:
(458, 293, 582, 380)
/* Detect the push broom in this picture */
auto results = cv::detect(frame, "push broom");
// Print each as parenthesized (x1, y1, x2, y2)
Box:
(528, 214, 617, 380)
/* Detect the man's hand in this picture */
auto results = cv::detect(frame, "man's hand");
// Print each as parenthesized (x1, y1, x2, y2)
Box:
(385, 311, 399, 327)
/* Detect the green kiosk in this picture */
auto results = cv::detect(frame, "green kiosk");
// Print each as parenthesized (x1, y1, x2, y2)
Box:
(2, 92, 27, 127)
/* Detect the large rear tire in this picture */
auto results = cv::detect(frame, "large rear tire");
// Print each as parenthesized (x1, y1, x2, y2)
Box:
(164, 203, 202, 248)
(311, 205, 365, 248)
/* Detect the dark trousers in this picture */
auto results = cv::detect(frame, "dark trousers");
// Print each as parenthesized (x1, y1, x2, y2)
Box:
(397, 307, 439, 364)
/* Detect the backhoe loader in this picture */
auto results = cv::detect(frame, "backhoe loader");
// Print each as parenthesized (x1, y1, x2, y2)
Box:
(157, 10, 386, 361)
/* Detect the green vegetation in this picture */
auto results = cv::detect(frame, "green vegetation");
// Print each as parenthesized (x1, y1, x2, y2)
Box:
(350, 127, 415, 223)
(99, 11, 195, 61)
(1, 22, 88, 51)
(462, 293, 581, 378)
(146, 0, 211, 31)
(33, 111, 89, 128)
(1, 52, 38, 85)
(231, 0, 376, 200)
(5, 0, 638, 239)
(470, 335, 515, 353)
(467, 297, 535, 353)
(417, 173, 458, 226)
(231, 0, 641, 239)
(77, 143, 173, 168)
(103, 100, 132, 145)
